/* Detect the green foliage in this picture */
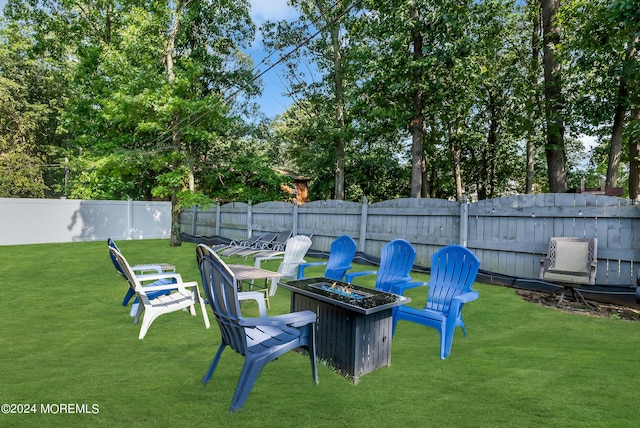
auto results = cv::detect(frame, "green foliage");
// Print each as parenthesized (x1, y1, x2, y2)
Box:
(0, 152, 47, 197)
(1, 0, 638, 202)
(67, 153, 161, 200)
(204, 154, 291, 203)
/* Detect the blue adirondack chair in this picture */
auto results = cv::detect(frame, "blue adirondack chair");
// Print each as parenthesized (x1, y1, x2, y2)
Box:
(108, 238, 175, 313)
(392, 245, 480, 360)
(297, 235, 357, 281)
(198, 247, 318, 412)
(344, 239, 416, 292)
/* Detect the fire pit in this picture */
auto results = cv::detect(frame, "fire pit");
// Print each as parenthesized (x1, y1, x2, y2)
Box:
(279, 277, 410, 383)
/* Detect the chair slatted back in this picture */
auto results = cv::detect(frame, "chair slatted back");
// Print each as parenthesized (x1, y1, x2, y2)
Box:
(375, 239, 416, 292)
(279, 236, 313, 277)
(109, 247, 154, 307)
(324, 235, 357, 280)
(197, 246, 248, 356)
(108, 238, 127, 277)
(269, 230, 293, 250)
(426, 245, 480, 313)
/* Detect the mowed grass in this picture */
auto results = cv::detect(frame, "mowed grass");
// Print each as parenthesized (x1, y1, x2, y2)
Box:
(0, 240, 638, 427)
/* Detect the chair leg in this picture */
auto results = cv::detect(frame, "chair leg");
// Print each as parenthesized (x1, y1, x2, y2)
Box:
(231, 357, 269, 412)
(555, 287, 568, 307)
(122, 288, 135, 306)
(132, 301, 144, 325)
(309, 325, 318, 384)
(442, 320, 457, 360)
(203, 343, 226, 384)
(129, 302, 139, 317)
(197, 293, 211, 329)
(457, 316, 468, 338)
(138, 308, 162, 340)
(269, 278, 278, 296)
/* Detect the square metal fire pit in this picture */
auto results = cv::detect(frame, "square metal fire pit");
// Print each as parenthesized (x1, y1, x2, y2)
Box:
(279, 277, 410, 383)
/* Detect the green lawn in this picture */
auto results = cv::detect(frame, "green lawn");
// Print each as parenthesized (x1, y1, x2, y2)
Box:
(1, 240, 638, 427)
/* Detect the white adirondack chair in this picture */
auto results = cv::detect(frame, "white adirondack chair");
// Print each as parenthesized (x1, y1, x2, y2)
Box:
(253, 235, 313, 296)
(109, 247, 210, 339)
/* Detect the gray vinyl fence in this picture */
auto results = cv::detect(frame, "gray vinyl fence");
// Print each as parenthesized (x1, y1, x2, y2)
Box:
(181, 194, 640, 287)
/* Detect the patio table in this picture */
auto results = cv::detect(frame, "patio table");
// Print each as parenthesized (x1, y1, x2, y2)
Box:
(227, 264, 283, 309)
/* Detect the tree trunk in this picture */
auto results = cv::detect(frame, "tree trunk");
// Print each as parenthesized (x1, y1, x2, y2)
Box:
(320, 2, 346, 200)
(628, 108, 640, 200)
(540, 0, 567, 193)
(487, 89, 498, 199)
(606, 32, 637, 188)
(167, 2, 182, 246)
(410, 6, 425, 198)
(330, 27, 345, 200)
(452, 140, 463, 201)
(448, 122, 463, 201)
(526, 1, 541, 194)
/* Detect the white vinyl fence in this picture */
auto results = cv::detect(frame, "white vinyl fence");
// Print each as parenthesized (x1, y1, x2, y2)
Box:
(0, 198, 172, 246)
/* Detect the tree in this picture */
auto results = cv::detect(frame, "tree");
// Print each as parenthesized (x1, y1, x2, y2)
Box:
(261, 0, 356, 200)
(0, 10, 67, 198)
(560, 0, 639, 190)
(540, 0, 567, 192)
(3, 0, 259, 244)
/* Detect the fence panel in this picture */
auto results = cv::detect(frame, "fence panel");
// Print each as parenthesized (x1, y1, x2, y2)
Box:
(180, 194, 640, 287)
(297, 200, 363, 252)
(1, 198, 171, 245)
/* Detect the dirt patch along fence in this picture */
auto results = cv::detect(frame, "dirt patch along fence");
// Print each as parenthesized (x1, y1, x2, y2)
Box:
(180, 194, 640, 288)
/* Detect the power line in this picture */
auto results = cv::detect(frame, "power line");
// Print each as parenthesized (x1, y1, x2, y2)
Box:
(153, 0, 362, 150)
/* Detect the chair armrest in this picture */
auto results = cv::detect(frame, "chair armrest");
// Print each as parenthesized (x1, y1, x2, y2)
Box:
(344, 270, 377, 283)
(136, 272, 183, 283)
(141, 280, 198, 293)
(297, 262, 328, 279)
(253, 255, 284, 269)
(131, 264, 164, 274)
(238, 291, 267, 317)
(389, 281, 427, 296)
(239, 310, 316, 328)
(452, 290, 480, 304)
(446, 290, 480, 316)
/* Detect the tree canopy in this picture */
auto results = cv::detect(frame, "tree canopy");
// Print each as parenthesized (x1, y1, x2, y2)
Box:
(1, 0, 638, 212)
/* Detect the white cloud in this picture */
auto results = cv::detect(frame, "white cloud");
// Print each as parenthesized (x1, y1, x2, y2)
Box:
(249, 0, 298, 24)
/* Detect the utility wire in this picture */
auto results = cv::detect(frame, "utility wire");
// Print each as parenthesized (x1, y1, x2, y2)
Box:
(153, 0, 362, 150)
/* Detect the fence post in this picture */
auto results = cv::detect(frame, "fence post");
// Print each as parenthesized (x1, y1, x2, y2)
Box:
(191, 206, 197, 235)
(127, 199, 133, 240)
(215, 201, 221, 236)
(247, 201, 252, 238)
(292, 200, 299, 236)
(459, 194, 468, 247)
(359, 197, 368, 252)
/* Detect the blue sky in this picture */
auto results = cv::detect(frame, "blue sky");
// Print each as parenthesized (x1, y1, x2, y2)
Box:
(248, 0, 299, 118)
(0, 0, 298, 118)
